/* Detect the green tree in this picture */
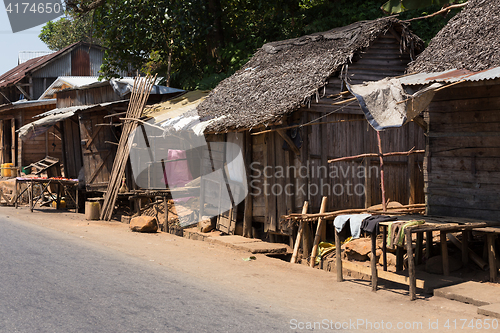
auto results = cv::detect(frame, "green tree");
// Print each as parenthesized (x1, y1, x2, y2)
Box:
(40, 0, 466, 89)
(39, 12, 102, 51)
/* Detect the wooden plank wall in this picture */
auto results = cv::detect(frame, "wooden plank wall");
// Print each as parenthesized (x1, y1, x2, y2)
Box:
(247, 33, 425, 233)
(424, 80, 500, 221)
(57, 85, 122, 108)
(62, 117, 83, 179)
(79, 109, 117, 191)
(20, 106, 63, 166)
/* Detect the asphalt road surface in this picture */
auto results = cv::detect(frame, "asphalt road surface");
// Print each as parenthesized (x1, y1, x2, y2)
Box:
(0, 216, 307, 333)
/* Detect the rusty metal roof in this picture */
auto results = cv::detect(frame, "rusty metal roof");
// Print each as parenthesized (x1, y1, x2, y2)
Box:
(400, 66, 500, 86)
(0, 42, 103, 89)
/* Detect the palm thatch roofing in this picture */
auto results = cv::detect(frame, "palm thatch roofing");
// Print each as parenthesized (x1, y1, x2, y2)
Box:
(197, 17, 423, 133)
(408, 0, 500, 73)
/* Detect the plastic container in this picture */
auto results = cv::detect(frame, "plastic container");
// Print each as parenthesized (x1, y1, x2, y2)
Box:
(52, 200, 66, 209)
(21, 166, 31, 175)
(1, 163, 14, 177)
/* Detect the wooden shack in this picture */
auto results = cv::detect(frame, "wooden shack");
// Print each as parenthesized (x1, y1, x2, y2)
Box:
(0, 99, 58, 167)
(403, 0, 500, 222)
(176, 17, 426, 237)
(21, 80, 184, 190)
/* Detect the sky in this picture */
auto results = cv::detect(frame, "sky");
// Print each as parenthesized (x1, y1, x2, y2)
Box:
(0, 8, 53, 75)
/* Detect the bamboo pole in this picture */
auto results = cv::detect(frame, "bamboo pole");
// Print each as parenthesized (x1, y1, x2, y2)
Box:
(282, 203, 426, 220)
(310, 197, 328, 268)
(377, 131, 386, 212)
(100, 75, 157, 220)
(331, 97, 357, 106)
(328, 148, 424, 163)
(290, 201, 309, 264)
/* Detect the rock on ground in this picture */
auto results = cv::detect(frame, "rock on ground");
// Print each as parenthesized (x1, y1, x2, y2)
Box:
(130, 216, 158, 233)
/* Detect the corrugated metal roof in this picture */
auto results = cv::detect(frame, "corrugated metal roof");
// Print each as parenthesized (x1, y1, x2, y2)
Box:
(0, 42, 104, 89)
(400, 66, 500, 85)
(0, 99, 56, 113)
(35, 100, 129, 118)
(39, 76, 102, 100)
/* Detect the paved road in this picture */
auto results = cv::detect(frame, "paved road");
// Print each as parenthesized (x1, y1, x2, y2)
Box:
(0, 216, 306, 333)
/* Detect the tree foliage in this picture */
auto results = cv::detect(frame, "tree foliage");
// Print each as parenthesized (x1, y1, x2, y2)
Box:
(40, 0, 466, 89)
(39, 12, 102, 51)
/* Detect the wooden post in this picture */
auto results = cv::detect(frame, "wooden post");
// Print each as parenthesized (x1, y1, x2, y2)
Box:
(376, 131, 386, 212)
(382, 225, 387, 271)
(408, 154, 415, 205)
(163, 196, 169, 233)
(462, 230, 469, 266)
(396, 247, 404, 271)
(406, 228, 416, 301)
(335, 227, 343, 282)
(75, 187, 79, 213)
(0, 119, 4, 164)
(426, 231, 433, 260)
(440, 231, 450, 276)
(487, 234, 497, 282)
(310, 196, 328, 268)
(302, 222, 312, 259)
(243, 131, 253, 238)
(56, 182, 62, 209)
(291, 201, 309, 263)
(364, 158, 372, 208)
(416, 232, 423, 265)
(14, 178, 18, 209)
(371, 232, 378, 292)
(29, 179, 33, 212)
(11, 118, 15, 166)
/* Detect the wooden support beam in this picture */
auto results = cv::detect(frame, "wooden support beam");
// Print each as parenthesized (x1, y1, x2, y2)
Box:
(406, 228, 417, 301)
(376, 131, 386, 212)
(426, 231, 433, 260)
(335, 227, 343, 282)
(15, 83, 32, 100)
(242, 131, 253, 238)
(291, 201, 309, 264)
(487, 234, 497, 282)
(310, 196, 328, 268)
(448, 233, 487, 270)
(276, 129, 300, 156)
(371, 232, 378, 292)
(441, 231, 450, 276)
(416, 232, 423, 265)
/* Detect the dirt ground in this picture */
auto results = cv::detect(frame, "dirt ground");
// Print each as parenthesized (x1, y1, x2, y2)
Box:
(2, 205, 497, 332)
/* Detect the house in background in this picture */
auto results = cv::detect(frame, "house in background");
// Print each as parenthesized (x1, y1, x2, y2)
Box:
(0, 41, 112, 104)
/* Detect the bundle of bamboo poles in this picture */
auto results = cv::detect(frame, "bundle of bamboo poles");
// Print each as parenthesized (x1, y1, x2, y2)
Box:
(282, 203, 425, 223)
(100, 74, 157, 221)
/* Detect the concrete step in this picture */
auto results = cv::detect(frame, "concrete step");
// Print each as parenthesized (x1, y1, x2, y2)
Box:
(434, 281, 500, 307)
(182, 228, 289, 254)
(478, 303, 500, 319)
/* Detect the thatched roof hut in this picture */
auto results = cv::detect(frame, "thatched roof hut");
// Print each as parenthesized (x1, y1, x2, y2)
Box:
(398, 0, 500, 223)
(158, 17, 426, 238)
(407, 0, 500, 73)
(198, 17, 423, 133)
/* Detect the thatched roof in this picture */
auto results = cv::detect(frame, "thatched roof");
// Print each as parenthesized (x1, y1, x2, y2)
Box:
(197, 17, 422, 133)
(408, 0, 500, 73)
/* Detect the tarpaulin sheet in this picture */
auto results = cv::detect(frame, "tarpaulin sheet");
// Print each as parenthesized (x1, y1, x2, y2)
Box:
(347, 78, 443, 130)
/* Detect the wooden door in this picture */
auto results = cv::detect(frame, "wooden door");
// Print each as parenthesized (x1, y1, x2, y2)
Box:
(79, 110, 117, 191)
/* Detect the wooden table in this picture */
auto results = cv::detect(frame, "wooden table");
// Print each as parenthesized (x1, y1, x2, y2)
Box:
(335, 215, 499, 300)
(14, 178, 79, 213)
(472, 227, 500, 283)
